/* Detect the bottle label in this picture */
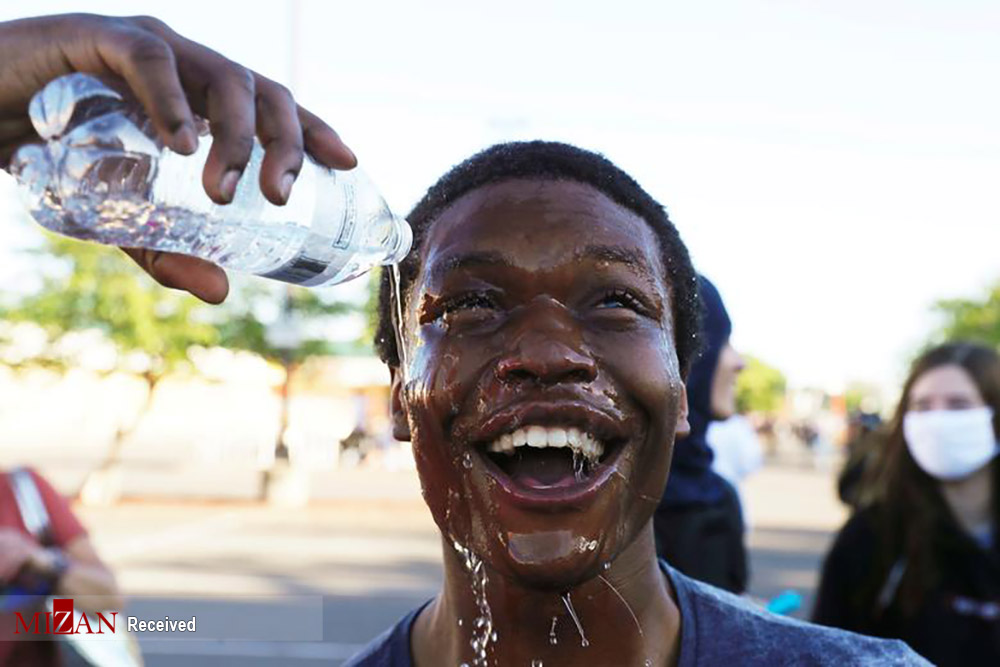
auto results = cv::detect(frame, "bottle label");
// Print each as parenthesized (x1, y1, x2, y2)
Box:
(260, 253, 335, 285)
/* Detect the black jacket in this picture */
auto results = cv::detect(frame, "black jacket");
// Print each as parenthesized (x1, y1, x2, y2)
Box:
(654, 275, 748, 593)
(654, 475, 747, 593)
(813, 506, 1000, 666)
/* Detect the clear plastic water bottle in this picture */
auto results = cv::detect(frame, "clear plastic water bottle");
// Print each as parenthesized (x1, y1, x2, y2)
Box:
(10, 74, 411, 287)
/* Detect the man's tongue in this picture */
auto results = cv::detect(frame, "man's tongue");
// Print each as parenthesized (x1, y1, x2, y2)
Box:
(499, 448, 581, 488)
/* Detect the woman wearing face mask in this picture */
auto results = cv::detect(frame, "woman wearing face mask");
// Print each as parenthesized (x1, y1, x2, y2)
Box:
(813, 341, 1000, 666)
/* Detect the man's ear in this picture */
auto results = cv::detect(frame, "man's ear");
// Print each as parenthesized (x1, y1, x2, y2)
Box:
(674, 383, 691, 439)
(389, 366, 411, 441)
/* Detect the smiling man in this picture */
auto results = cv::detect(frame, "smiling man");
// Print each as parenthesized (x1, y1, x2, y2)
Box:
(347, 141, 927, 666)
(0, 14, 930, 661)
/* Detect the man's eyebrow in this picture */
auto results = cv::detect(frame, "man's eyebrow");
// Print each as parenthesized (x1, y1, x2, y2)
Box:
(576, 244, 656, 279)
(431, 250, 511, 280)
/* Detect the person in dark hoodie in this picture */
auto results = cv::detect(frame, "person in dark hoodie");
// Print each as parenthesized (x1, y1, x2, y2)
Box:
(655, 275, 749, 593)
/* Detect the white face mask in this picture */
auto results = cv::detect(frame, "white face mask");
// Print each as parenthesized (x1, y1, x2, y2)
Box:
(904, 407, 999, 480)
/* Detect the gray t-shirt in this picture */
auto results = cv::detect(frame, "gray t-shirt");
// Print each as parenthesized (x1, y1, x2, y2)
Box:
(344, 560, 929, 666)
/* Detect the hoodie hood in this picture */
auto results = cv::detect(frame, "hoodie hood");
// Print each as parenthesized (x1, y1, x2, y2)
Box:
(659, 275, 734, 507)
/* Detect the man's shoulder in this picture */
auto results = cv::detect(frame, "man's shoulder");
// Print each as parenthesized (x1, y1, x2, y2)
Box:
(674, 570, 929, 665)
(342, 604, 425, 667)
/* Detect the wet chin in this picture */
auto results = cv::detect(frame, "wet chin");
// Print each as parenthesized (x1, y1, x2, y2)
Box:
(485, 479, 634, 591)
(495, 533, 608, 591)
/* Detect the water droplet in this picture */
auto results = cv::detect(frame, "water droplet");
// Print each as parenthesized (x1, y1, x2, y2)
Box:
(531, 660, 544, 667)
(458, 618, 464, 627)
(598, 573, 644, 640)
(549, 615, 558, 645)
(451, 540, 495, 666)
(561, 592, 589, 648)
(462, 451, 473, 468)
(390, 263, 408, 376)
(602, 561, 612, 571)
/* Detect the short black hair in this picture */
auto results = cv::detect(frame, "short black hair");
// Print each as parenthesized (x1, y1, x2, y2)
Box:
(374, 140, 701, 373)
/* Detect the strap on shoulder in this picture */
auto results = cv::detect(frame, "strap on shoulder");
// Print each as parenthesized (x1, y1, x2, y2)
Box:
(876, 556, 908, 611)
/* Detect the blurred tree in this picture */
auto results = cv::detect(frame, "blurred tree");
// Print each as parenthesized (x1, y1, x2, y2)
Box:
(0, 235, 218, 502)
(931, 281, 1000, 347)
(0, 234, 365, 502)
(363, 269, 381, 353)
(216, 283, 357, 466)
(735, 355, 787, 415)
(844, 381, 883, 415)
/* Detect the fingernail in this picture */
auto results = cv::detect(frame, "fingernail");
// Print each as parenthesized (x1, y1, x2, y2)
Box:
(173, 124, 198, 154)
(280, 172, 296, 203)
(220, 169, 242, 203)
(343, 144, 358, 166)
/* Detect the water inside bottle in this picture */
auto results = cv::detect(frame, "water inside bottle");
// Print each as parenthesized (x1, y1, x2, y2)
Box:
(14, 73, 413, 290)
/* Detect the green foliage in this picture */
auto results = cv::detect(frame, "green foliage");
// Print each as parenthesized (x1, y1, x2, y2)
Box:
(0, 233, 368, 375)
(931, 281, 1000, 348)
(844, 381, 882, 414)
(216, 282, 359, 364)
(363, 269, 381, 353)
(735, 355, 787, 414)
(2, 235, 217, 374)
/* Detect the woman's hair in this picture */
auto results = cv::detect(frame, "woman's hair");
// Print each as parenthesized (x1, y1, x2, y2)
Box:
(862, 341, 1000, 618)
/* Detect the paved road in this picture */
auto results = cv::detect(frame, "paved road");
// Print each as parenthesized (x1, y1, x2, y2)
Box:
(60, 463, 847, 666)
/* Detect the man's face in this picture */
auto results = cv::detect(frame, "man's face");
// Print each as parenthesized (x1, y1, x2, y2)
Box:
(393, 179, 688, 589)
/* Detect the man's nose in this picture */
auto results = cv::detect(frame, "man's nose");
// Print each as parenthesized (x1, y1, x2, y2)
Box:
(495, 307, 597, 386)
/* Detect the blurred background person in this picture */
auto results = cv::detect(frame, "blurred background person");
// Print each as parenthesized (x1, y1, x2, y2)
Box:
(655, 275, 749, 593)
(707, 413, 764, 526)
(1, 466, 122, 666)
(837, 410, 885, 509)
(813, 341, 1000, 666)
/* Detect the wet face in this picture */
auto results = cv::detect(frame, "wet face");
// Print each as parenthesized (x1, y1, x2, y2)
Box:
(391, 179, 689, 590)
(710, 343, 745, 420)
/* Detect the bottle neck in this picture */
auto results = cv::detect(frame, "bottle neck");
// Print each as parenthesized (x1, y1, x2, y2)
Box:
(386, 216, 414, 265)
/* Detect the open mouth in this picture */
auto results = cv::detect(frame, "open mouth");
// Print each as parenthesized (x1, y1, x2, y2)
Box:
(479, 425, 624, 491)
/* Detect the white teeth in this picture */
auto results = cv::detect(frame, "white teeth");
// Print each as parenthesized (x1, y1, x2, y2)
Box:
(486, 425, 607, 459)
(548, 428, 567, 447)
(526, 425, 548, 448)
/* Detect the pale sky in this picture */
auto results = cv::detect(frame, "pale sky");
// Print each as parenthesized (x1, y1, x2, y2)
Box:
(1, 0, 998, 394)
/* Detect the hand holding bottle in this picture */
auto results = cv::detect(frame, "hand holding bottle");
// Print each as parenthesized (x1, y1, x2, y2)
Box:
(0, 13, 358, 303)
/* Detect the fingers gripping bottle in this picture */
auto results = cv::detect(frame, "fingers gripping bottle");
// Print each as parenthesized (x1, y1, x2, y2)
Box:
(10, 74, 411, 287)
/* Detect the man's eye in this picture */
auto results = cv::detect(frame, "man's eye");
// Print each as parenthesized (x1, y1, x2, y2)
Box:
(443, 292, 497, 315)
(595, 289, 646, 313)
